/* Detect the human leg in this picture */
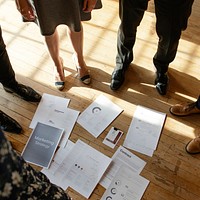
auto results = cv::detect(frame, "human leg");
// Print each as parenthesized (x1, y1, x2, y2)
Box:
(67, 24, 91, 85)
(44, 29, 65, 90)
(0, 26, 16, 86)
(0, 26, 41, 102)
(153, 0, 194, 95)
(110, 0, 148, 90)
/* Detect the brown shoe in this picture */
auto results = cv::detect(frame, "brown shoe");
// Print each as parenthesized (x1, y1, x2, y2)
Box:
(185, 136, 200, 154)
(169, 102, 200, 116)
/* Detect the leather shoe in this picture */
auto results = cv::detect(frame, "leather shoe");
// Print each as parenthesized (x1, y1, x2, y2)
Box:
(3, 82, 41, 102)
(0, 110, 22, 134)
(185, 136, 200, 154)
(155, 73, 169, 95)
(169, 101, 200, 116)
(110, 69, 125, 90)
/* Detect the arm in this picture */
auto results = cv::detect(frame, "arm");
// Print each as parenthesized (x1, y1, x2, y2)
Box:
(0, 130, 72, 200)
(15, 0, 35, 21)
(82, 0, 97, 13)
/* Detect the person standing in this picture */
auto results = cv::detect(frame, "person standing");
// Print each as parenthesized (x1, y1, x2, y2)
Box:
(0, 25, 41, 133)
(15, 0, 102, 91)
(0, 129, 72, 199)
(110, 0, 194, 95)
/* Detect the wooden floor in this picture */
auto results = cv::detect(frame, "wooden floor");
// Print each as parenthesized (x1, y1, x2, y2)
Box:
(1, 0, 200, 199)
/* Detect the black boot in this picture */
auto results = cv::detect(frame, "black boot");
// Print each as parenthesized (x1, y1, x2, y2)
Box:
(155, 72, 169, 95)
(0, 110, 22, 134)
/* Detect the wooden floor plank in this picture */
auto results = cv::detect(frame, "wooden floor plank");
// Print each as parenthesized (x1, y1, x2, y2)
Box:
(0, 0, 200, 199)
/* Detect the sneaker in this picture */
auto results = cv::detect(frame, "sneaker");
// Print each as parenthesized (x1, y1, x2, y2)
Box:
(185, 136, 200, 154)
(169, 101, 200, 116)
(0, 110, 22, 134)
(3, 83, 41, 102)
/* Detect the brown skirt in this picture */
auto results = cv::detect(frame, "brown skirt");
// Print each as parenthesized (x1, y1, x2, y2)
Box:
(28, 0, 102, 35)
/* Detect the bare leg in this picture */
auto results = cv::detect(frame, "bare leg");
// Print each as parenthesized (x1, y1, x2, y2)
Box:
(67, 24, 90, 79)
(44, 29, 65, 83)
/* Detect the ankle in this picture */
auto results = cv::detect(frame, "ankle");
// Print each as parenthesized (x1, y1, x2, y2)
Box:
(3, 79, 18, 90)
(72, 54, 86, 68)
(156, 72, 168, 84)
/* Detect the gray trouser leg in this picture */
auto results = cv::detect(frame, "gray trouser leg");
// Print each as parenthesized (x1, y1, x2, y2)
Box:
(153, 0, 194, 74)
(0, 26, 16, 86)
(116, 0, 148, 70)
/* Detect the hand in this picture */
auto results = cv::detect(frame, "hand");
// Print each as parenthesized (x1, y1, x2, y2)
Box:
(15, 0, 35, 21)
(83, 0, 97, 13)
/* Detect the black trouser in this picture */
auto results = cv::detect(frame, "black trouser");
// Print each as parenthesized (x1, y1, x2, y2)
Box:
(116, 0, 148, 70)
(153, 0, 194, 74)
(0, 26, 16, 86)
(116, 0, 194, 74)
(197, 96, 200, 109)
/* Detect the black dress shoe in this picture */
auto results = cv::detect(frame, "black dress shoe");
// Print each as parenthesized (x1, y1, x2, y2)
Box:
(3, 83, 41, 102)
(155, 73, 169, 95)
(110, 69, 126, 90)
(0, 110, 22, 134)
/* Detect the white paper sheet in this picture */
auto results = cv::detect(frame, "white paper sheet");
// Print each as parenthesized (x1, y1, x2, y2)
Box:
(30, 93, 70, 128)
(123, 105, 166, 156)
(101, 166, 149, 200)
(58, 108, 80, 147)
(41, 140, 74, 185)
(77, 95, 123, 138)
(29, 93, 79, 147)
(100, 146, 146, 189)
(54, 139, 112, 199)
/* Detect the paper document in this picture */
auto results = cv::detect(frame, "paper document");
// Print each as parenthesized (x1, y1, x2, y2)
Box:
(22, 122, 64, 168)
(29, 93, 79, 147)
(54, 139, 112, 199)
(77, 95, 123, 138)
(58, 108, 79, 147)
(41, 140, 74, 185)
(30, 93, 70, 128)
(123, 105, 166, 156)
(100, 145, 146, 189)
(101, 166, 149, 200)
